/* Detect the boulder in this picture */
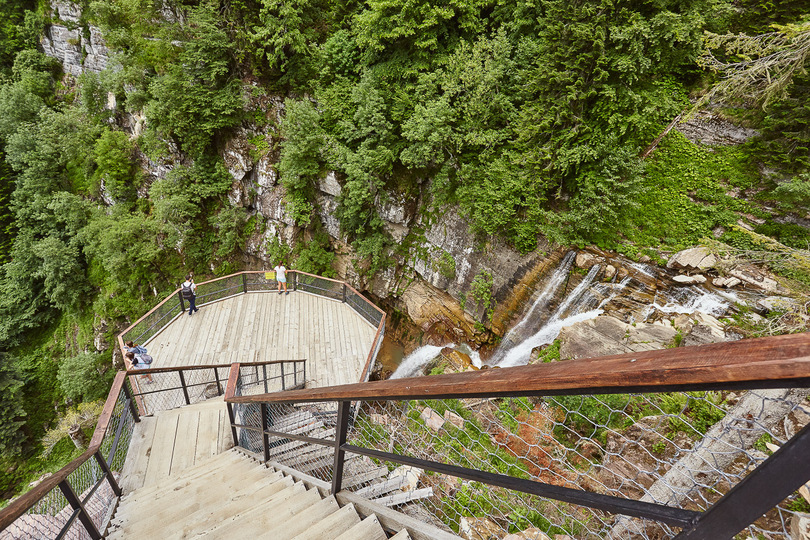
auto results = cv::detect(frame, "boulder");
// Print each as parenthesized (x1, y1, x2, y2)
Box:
(317, 171, 341, 197)
(677, 112, 759, 146)
(790, 512, 810, 540)
(672, 274, 707, 284)
(604, 265, 617, 281)
(444, 410, 465, 429)
(460, 517, 502, 540)
(419, 406, 445, 431)
(558, 315, 678, 360)
(503, 528, 551, 540)
(575, 252, 600, 269)
(667, 247, 717, 271)
(728, 265, 786, 294)
(712, 276, 742, 288)
(756, 296, 801, 313)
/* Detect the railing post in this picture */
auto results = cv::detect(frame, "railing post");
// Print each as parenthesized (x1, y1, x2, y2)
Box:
(93, 451, 122, 497)
(59, 480, 103, 540)
(214, 367, 223, 396)
(293, 361, 298, 387)
(342, 283, 347, 303)
(242, 273, 248, 294)
(675, 422, 810, 540)
(226, 402, 239, 448)
(292, 271, 297, 291)
(263, 364, 268, 394)
(260, 403, 271, 463)
(177, 290, 186, 313)
(281, 362, 286, 391)
(331, 400, 351, 495)
(122, 377, 140, 423)
(179, 371, 191, 405)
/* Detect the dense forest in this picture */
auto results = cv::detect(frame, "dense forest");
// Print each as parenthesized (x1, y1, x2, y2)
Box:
(0, 0, 809, 500)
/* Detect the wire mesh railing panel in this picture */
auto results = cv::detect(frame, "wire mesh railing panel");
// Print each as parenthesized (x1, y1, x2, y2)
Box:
(234, 362, 307, 397)
(295, 273, 344, 301)
(131, 368, 228, 415)
(1, 486, 72, 540)
(65, 459, 114, 533)
(244, 272, 278, 293)
(265, 401, 338, 483)
(196, 275, 244, 306)
(121, 296, 183, 346)
(98, 385, 136, 471)
(343, 389, 810, 539)
(346, 288, 383, 328)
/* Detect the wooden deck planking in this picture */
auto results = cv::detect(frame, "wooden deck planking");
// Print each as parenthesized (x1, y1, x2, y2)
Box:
(138, 294, 377, 416)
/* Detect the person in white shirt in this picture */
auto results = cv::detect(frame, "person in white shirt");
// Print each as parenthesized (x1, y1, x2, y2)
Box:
(181, 275, 199, 314)
(274, 263, 288, 295)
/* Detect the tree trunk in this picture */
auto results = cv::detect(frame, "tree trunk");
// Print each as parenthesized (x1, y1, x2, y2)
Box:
(68, 424, 88, 449)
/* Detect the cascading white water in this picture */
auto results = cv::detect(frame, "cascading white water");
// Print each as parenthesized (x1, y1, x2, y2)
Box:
(488, 251, 576, 365)
(390, 344, 450, 379)
(494, 264, 603, 368)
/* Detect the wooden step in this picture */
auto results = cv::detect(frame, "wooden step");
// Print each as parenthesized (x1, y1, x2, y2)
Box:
(390, 529, 413, 540)
(289, 502, 362, 540)
(200, 487, 322, 537)
(334, 514, 387, 540)
(256, 495, 340, 539)
(354, 475, 409, 498)
(112, 468, 290, 530)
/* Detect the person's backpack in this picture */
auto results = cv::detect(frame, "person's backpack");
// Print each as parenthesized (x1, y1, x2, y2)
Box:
(139, 354, 153, 365)
(181, 283, 194, 299)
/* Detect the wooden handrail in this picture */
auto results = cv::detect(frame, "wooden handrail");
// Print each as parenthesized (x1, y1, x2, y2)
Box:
(226, 332, 810, 404)
(89, 372, 128, 448)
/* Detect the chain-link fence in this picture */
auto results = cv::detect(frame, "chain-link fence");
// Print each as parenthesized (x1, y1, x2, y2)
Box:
(129, 365, 231, 415)
(226, 386, 810, 539)
(344, 390, 810, 539)
(1, 381, 137, 540)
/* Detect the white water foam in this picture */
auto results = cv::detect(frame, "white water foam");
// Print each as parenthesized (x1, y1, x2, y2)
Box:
(390, 344, 450, 379)
(494, 264, 603, 368)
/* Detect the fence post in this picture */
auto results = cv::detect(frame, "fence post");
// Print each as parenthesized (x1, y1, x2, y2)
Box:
(342, 283, 347, 303)
(226, 402, 239, 448)
(242, 273, 248, 294)
(331, 400, 351, 495)
(214, 367, 223, 396)
(178, 290, 186, 313)
(260, 404, 271, 463)
(675, 422, 810, 539)
(292, 272, 297, 291)
(281, 362, 285, 391)
(94, 451, 122, 497)
(263, 364, 268, 394)
(122, 377, 140, 423)
(179, 371, 191, 405)
(59, 480, 103, 540)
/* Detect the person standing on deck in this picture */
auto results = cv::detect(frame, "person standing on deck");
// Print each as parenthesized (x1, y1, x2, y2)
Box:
(182, 275, 199, 315)
(274, 263, 288, 295)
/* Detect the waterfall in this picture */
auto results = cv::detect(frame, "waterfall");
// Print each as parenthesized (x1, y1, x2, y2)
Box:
(489, 251, 576, 362)
(390, 344, 450, 379)
(493, 263, 603, 368)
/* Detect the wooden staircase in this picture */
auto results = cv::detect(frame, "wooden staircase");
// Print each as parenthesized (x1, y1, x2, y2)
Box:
(107, 449, 413, 539)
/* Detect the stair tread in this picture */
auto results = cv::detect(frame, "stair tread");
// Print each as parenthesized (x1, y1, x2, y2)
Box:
(289, 502, 362, 540)
(256, 494, 340, 539)
(389, 529, 413, 540)
(334, 514, 387, 540)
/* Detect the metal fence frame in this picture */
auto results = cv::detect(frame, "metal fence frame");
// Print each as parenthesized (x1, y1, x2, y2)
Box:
(223, 333, 810, 540)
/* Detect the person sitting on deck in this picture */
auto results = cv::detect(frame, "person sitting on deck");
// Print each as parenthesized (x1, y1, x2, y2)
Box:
(124, 341, 148, 355)
(125, 351, 154, 383)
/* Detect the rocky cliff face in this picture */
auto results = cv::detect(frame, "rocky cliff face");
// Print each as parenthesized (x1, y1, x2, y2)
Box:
(41, 2, 109, 77)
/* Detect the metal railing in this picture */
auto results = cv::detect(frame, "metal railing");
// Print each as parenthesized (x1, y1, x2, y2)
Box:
(118, 270, 386, 384)
(224, 332, 810, 540)
(0, 373, 139, 540)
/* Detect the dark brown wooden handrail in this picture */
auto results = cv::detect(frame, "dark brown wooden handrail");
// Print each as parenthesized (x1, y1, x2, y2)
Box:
(0, 371, 130, 532)
(226, 332, 810, 404)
